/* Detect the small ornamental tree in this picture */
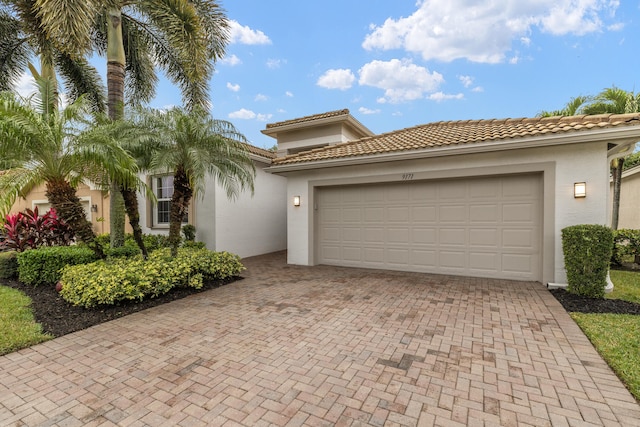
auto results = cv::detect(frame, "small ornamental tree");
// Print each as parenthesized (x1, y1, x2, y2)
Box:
(2, 207, 74, 251)
(562, 224, 614, 298)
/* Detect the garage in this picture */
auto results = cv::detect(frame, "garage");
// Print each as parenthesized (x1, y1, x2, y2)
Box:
(316, 173, 543, 281)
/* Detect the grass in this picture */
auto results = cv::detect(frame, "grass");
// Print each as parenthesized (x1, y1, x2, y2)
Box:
(0, 286, 52, 356)
(608, 270, 640, 304)
(571, 313, 640, 400)
(572, 269, 640, 401)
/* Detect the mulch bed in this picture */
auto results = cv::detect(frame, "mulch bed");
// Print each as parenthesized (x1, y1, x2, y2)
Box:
(4, 277, 239, 337)
(3, 276, 640, 339)
(549, 288, 640, 315)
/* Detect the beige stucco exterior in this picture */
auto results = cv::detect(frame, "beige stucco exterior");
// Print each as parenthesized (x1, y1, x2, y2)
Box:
(8, 181, 128, 235)
(612, 164, 640, 229)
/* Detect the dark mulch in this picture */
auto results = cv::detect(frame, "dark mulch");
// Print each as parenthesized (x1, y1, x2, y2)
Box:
(3, 277, 239, 337)
(549, 288, 640, 315)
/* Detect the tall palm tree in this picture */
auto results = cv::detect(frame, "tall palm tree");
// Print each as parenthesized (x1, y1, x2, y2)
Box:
(134, 107, 255, 257)
(0, 0, 105, 112)
(34, 0, 230, 246)
(582, 87, 640, 230)
(0, 72, 138, 257)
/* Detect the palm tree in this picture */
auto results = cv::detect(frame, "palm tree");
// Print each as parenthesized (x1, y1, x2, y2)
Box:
(582, 87, 640, 230)
(134, 107, 255, 256)
(0, 72, 138, 257)
(537, 96, 590, 117)
(34, 0, 230, 246)
(0, 0, 105, 111)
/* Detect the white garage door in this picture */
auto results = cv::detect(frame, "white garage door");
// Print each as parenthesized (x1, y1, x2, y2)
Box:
(316, 174, 542, 281)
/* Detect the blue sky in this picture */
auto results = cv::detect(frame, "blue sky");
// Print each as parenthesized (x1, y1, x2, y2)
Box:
(15, 1, 640, 149)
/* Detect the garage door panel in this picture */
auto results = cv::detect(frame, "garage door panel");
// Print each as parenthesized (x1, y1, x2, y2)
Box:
(316, 174, 542, 281)
(470, 204, 500, 222)
(439, 205, 466, 222)
(440, 228, 466, 246)
(413, 228, 437, 244)
(469, 228, 498, 247)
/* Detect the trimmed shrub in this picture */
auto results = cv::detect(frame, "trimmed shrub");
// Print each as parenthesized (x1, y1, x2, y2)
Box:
(17, 246, 98, 286)
(182, 224, 196, 241)
(95, 233, 171, 255)
(182, 240, 206, 250)
(562, 224, 613, 298)
(611, 229, 640, 265)
(59, 248, 244, 307)
(0, 251, 18, 279)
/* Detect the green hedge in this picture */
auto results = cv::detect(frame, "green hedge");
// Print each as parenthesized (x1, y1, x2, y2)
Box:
(95, 233, 172, 254)
(611, 229, 640, 265)
(0, 251, 18, 279)
(562, 224, 613, 298)
(17, 246, 98, 286)
(59, 248, 244, 307)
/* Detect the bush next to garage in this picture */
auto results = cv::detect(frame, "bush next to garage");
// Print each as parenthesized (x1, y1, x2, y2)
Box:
(562, 224, 614, 298)
(59, 248, 245, 308)
(17, 246, 98, 286)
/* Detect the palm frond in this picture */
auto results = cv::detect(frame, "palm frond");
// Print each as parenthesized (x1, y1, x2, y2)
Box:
(0, 167, 41, 216)
(33, 0, 99, 56)
(55, 51, 106, 113)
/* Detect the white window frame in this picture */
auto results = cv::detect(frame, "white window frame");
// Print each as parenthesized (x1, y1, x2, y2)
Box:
(151, 174, 189, 228)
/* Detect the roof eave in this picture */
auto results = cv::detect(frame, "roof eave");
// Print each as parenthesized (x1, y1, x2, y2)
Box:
(266, 126, 640, 174)
(261, 114, 374, 138)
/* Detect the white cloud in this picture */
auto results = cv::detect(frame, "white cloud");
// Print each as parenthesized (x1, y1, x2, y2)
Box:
(362, 0, 621, 63)
(255, 94, 268, 102)
(472, 86, 484, 93)
(226, 82, 240, 92)
(228, 20, 271, 45)
(221, 54, 242, 66)
(358, 107, 381, 115)
(317, 69, 356, 90)
(458, 75, 473, 88)
(228, 108, 256, 119)
(358, 59, 444, 103)
(285, 91, 294, 97)
(256, 113, 273, 121)
(266, 59, 284, 69)
(429, 92, 464, 102)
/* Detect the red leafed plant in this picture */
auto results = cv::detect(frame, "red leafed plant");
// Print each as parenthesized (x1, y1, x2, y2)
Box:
(1, 207, 74, 252)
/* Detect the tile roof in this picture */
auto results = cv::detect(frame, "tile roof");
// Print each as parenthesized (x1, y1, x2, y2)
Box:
(244, 143, 276, 160)
(265, 109, 350, 129)
(272, 113, 640, 165)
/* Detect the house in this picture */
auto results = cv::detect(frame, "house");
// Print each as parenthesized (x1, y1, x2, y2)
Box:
(613, 164, 640, 229)
(137, 144, 287, 258)
(6, 144, 288, 259)
(264, 109, 640, 285)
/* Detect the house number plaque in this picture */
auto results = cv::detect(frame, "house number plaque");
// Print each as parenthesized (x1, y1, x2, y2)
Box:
(402, 173, 414, 180)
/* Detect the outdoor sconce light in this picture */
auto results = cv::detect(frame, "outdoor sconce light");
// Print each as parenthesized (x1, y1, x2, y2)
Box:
(293, 196, 301, 207)
(574, 182, 586, 198)
(91, 204, 98, 212)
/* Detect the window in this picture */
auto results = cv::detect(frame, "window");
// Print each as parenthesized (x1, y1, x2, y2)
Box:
(151, 175, 188, 226)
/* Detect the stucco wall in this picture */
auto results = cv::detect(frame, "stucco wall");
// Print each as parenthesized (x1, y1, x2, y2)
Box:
(9, 182, 116, 235)
(613, 168, 640, 229)
(207, 162, 287, 258)
(279, 141, 610, 285)
(138, 162, 287, 258)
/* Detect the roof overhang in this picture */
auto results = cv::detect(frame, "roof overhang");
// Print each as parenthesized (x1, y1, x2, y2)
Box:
(267, 125, 640, 174)
(261, 114, 374, 139)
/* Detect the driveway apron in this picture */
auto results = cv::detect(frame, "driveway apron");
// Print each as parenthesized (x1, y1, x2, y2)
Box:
(1, 251, 638, 426)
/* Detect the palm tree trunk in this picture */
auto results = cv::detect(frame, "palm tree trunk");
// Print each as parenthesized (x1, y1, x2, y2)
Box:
(121, 187, 148, 259)
(107, 7, 127, 247)
(169, 167, 193, 257)
(45, 179, 104, 258)
(612, 158, 625, 230)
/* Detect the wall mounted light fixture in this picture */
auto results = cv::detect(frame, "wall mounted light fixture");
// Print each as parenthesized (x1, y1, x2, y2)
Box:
(574, 182, 586, 198)
(91, 204, 98, 212)
(293, 196, 301, 207)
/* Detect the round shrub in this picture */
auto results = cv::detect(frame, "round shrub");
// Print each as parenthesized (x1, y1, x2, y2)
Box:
(562, 224, 613, 298)
(0, 251, 18, 279)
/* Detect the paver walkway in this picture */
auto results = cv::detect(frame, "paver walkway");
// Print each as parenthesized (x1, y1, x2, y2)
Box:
(1, 251, 639, 426)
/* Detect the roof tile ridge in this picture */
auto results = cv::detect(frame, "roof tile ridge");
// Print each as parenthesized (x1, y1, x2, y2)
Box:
(266, 108, 350, 129)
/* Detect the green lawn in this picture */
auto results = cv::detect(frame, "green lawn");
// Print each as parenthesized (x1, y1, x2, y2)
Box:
(572, 269, 640, 401)
(0, 286, 52, 356)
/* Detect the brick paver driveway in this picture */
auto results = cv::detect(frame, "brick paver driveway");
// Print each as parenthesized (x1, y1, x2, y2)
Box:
(1, 251, 639, 426)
